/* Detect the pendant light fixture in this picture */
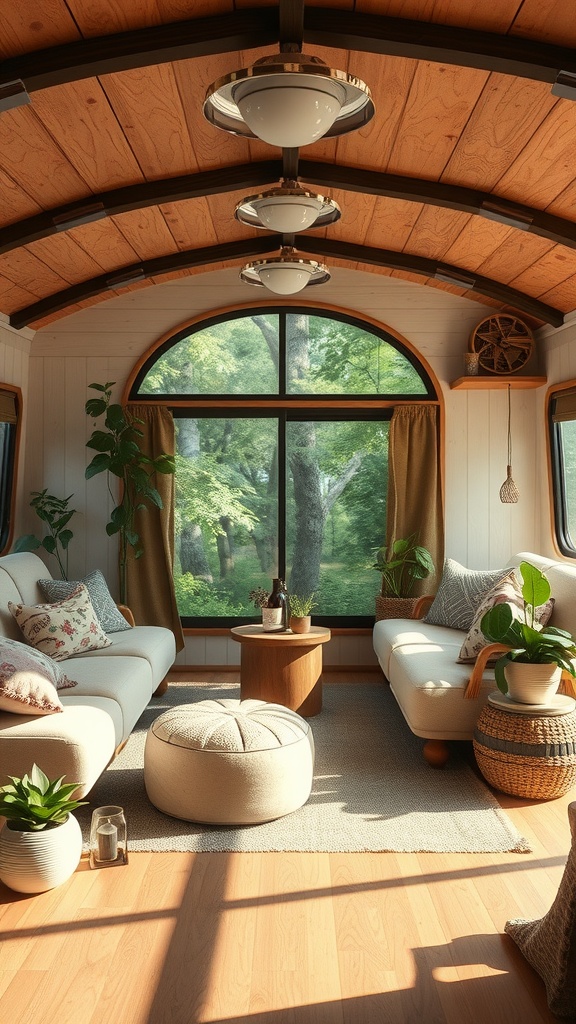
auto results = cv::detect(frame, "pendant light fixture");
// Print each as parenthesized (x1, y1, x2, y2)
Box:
(235, 180, 341, 233)
(204, 53, 374, 148)
(500, 385, 519, 503)
(240, 246, 330, 295)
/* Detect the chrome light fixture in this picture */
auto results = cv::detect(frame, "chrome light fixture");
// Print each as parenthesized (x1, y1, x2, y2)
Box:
(240, 246, 330, 295)
(204, 53, 374, 148)
(235, 180, 341, 232)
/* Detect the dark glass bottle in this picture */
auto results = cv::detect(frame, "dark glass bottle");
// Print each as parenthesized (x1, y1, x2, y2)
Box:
(266, 577, 289, 631)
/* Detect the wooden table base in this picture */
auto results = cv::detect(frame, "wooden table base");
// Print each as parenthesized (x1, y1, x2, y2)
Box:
(230, 626, 331, 717)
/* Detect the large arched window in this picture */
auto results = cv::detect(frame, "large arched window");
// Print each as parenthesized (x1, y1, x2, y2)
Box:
(131, 307, 437, 627)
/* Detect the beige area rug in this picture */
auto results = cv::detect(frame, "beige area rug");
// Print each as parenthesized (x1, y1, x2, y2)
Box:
(77, 682, 531, 854)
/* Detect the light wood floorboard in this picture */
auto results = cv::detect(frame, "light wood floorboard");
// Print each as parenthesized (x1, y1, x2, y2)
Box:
(0, 673, 573, 1023)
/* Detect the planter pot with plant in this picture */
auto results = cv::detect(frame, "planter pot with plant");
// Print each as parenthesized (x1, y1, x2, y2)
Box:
(289, 592, 317, 634)
(85, 382, 175, 605)
(13, 489, 77, 580)
(0, 764, 88, 893)
(481, 560, 576, 705)
(373, 534, 435, 620)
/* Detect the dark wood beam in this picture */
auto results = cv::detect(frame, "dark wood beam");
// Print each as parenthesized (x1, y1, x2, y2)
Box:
(8, 235, 563, 330)
(298, 237, 564, 326)
(303, 8, 576, 83)
(3, 161, 576, 258)
(279, 0, 304, 52)
(2, 8, 576, 101)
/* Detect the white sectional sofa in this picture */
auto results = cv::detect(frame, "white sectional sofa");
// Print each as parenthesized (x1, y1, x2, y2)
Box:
(373, 551, 576, 764)
(0, 552, 176, 795)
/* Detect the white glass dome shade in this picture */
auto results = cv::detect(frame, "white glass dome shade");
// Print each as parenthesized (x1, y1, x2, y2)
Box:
(240, 249, 330, 294)
(204, 54, 374, 147)
(235, 183, 341, 232)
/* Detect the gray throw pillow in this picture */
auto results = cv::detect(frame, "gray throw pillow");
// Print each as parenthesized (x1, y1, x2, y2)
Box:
(423, 558, 511, 631)
(38, 570, 132, 633)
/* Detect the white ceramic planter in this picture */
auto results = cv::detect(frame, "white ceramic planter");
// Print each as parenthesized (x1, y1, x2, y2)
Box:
(0, 813, 82, 893)
(262, 607, 283, 631)
(504, 661, 562, 705)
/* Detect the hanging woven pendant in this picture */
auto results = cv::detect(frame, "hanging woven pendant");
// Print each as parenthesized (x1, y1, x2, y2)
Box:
(500, 385, 519, 503)
(500, 465, 520, 503)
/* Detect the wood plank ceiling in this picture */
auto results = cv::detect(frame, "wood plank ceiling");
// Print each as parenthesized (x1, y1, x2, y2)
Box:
(1, 0, 576, 330)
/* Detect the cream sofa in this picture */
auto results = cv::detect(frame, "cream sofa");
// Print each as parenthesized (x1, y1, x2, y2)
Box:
(0, 552, 176, 795)
(373, 551, 576, 764)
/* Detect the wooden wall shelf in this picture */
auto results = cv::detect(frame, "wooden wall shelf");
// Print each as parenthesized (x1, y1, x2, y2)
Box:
(450, 376, 547, 390)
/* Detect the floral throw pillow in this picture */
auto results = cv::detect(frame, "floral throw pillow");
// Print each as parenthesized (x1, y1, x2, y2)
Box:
(457, 572, 555, 663)
(0, 636, 77, 716)
(8, 584, 112, 662)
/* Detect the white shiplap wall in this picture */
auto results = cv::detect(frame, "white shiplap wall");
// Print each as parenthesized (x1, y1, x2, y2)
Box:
(20, 269, 552, 665)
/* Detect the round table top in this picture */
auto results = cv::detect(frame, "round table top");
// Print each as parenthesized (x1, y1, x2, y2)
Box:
(230, 624, 331, 646)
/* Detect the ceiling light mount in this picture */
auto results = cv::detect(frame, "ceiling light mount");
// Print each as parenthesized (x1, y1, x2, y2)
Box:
(235, 179, 341, 233)
(204, 52, 374, 148)
(240, 246, 330, 294)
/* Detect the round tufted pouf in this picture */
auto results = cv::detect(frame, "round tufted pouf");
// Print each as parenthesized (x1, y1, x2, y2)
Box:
(144, 698, 315, 824)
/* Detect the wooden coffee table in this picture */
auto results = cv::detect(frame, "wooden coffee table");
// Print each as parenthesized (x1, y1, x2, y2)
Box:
(230, 625, 331, 717)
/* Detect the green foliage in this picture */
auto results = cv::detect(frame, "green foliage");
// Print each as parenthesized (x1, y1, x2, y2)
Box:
(481, 561, 576, 694)
(249, 586, 270, 608)
(85, 382, 175, 602)
(174, 574, 247, 617)
(373, 535, 435, 597)
(174, 452, 257, 538)
(13, 489, 77, 580)
(289, 592, 317, 617)
(0, 764, 87, 832)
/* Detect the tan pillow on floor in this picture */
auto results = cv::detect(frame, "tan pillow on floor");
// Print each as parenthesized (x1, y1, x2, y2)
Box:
(9, 583, 112, 661)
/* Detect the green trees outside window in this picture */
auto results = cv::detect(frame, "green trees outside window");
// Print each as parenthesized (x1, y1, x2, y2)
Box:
(132, 308, 435, 626)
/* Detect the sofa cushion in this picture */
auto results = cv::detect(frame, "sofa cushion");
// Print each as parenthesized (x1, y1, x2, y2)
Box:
(457, 572, 555, 663)
(423, 558, 511, 631)
(9, 584, 112, 661)
(38, 571, 132, 633)
(71, 625, 176, 688)
(62, 654, 154, 740)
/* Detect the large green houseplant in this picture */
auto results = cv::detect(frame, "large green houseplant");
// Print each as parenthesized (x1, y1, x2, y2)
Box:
(0, 764, 87, 893)
(481, 560, 576, 704)
(373, 534, 434, 620)
(13, 489, 77, 580)
(85, 382, 175, 604)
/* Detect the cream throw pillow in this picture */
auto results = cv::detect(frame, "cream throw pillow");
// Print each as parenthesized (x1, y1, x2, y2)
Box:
(457, 572, 555, 664)
(0, 636, 77, 715)
(9, 583, 112, 661)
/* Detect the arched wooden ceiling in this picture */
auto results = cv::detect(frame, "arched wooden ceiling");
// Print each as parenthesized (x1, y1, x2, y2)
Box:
(1, 0, 576, 330)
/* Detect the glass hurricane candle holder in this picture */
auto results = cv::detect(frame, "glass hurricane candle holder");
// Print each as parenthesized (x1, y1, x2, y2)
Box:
(89, 805, 128, 868)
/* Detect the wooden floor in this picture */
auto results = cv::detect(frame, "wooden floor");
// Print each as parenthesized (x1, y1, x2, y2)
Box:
(0, 673, 574, 1024)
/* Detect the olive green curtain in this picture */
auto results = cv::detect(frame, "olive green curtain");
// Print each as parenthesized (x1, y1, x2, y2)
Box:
(385, 405, 444, 596)
(125, 405, 184, 652)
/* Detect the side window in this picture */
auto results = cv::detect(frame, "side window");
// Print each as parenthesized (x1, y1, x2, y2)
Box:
(0, 386, 20, 553)
(550, 387, 576, 556)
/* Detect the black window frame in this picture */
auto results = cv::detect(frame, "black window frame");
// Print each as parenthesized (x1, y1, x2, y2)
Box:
(549, 388, 576, 557)
(130, 306, 438, 627)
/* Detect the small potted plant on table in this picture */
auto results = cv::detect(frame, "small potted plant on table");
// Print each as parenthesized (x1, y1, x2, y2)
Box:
(289, 593, 317, 634)
(373, 534, 435, 620)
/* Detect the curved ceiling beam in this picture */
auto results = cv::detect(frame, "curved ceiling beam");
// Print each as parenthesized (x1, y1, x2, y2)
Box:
(3, 160, 576, 258)
(0, 162, 283, 254)
(2, 8, 576, 108)
(8, 235, 564, 331)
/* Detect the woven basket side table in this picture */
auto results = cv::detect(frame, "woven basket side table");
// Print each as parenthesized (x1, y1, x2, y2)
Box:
(473, 699, 576, 800)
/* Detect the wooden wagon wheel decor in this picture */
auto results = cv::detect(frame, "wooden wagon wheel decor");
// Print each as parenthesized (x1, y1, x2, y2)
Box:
(469, 314, 534, 374)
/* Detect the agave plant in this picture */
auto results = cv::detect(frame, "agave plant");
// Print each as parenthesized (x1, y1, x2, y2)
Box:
(0, 764, 88, 832)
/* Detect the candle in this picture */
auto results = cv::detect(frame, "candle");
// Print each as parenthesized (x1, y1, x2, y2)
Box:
(97, 821, 118, 862)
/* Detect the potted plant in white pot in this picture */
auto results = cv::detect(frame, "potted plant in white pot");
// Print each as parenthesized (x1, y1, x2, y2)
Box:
(0, 764, 87, 893)
(373, 534, 435, 620)
(481, 561, 576, 705)
(289, 592, 317, 634)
